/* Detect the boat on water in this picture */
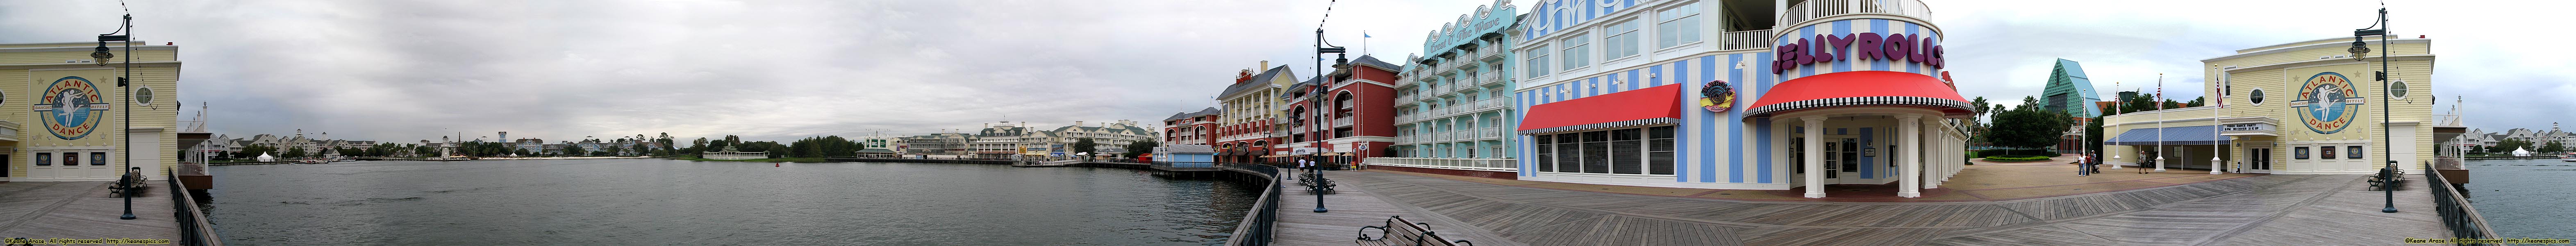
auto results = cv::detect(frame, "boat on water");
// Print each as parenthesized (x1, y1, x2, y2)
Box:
(2560, 153, 2576, 162)
(300, 159, 330, 164)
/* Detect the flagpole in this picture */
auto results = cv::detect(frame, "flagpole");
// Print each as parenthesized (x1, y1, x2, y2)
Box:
(2156, 73, 2166, 172)
(2214, 71, 2227, 175)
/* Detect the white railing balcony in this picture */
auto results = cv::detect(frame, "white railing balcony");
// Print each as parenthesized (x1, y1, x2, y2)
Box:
(1396, 136, 1414, 144)
(1364, 157, 1520, 171)
(1780, 0, 1933, 27)
(1432, 132, 1451, 142)
(1455, 130, 1474, 141)
(1476, 98, 1508, 111)
(1478, 72, 1503, 86)
(1480, 49, 1503, 60)
(1480, 128, 1502, 140)
(1722, 30, 1776, 50)
(1333, 117, 1353, 127)
(2435, 114, 2464, 127)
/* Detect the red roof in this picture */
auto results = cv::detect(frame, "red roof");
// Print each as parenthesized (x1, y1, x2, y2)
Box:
(1745, 71, 1973, 116)
(1517, 84, 1683, 133)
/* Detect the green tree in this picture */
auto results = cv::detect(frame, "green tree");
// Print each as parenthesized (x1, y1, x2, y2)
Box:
(2542, 141, 2567, 153)
(565, 145, 587, 156)
(2185, 96, 2206, 107)
(2085, 116, 2105, 155)
(1981, 105, 2072, 156)
(285, 147, 308, 158)
(1124, 140, 1160, 157)
(1073, 138, 1098, 156)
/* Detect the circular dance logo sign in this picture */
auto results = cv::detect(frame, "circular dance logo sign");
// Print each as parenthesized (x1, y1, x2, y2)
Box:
(2296, 72, 2360, 134)
(1701, 80, 1736, 112)
(37, 76, 107, 140)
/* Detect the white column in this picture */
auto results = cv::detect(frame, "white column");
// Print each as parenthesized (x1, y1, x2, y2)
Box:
(1925, 120, 1944, 189)
(1898, 115, 1922, 198)
(1927, 133, 1945, 189)
(2154, 145, 2167, 172)
(1803, 116, 1827, 198)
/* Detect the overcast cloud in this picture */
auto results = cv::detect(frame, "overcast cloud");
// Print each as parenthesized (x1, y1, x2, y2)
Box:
(0, 0, 2566, 143)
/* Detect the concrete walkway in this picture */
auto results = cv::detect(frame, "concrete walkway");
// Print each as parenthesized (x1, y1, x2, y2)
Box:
(1318, 170, 2449, 246)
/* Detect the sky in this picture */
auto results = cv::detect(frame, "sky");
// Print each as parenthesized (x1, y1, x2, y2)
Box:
(0, 0, 2567, 143)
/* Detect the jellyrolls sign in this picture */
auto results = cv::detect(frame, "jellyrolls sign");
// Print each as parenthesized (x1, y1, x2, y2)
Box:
(29, 69, 116, 143)
(1771, 31, 1945, 75)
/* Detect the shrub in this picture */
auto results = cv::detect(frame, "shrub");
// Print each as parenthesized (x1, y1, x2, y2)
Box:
(1974, 149, 2053, 157)
(1983, 156, 2053, 162)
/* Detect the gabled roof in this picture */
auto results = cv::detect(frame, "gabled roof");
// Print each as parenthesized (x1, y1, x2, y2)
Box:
(1348, 55, 1403, 73)
(1164, 107, 1222, 121)
(1218, 66, 1296, 98)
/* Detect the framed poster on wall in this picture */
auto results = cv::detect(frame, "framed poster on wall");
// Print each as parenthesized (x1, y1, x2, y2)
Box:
(2294, 147, 2310, 159)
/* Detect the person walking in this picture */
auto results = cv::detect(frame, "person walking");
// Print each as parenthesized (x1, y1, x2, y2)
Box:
(2074, 153, 2092, 177)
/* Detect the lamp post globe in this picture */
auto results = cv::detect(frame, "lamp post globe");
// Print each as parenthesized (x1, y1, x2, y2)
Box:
(90, 43, 112, 65)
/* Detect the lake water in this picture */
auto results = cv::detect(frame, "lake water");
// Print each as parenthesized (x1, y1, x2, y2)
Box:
(204, 159, 1256, 245)
(2462, 158, 2574, 239)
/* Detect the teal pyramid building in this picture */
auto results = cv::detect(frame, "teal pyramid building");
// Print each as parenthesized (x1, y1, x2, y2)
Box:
(2043, 59, 2101, 117)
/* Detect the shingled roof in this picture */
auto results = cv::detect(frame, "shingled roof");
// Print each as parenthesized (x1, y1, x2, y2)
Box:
(1218, 65, 1296, 98)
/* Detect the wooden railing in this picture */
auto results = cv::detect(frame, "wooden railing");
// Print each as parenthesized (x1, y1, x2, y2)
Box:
(1721, 30, 1774, 50)
(1222, 163, 1284, 246)
(1779, 0, 1933, 27)
(168, 174, 224, 246)
(2423, 160, 2501, 245)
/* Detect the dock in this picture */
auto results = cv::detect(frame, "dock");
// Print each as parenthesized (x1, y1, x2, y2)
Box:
(0, 180, 220, 245)
(1253, 170, 2458, 246)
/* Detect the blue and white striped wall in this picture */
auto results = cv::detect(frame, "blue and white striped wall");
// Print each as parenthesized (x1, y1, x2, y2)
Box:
(1511, 17, 1945, 189)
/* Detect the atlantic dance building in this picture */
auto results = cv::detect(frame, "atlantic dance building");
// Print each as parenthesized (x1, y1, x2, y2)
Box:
(1444, 0, 1970, 198)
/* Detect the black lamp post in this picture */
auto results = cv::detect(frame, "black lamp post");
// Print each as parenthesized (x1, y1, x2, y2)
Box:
(97, 14, 136, 221)
(1310, 27, 1348, 213)
(2351, 7, 2398, 214)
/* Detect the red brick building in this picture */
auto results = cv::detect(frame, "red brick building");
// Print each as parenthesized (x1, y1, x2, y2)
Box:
(1162, 107, 1219, 149)
(1286, 55, 1404, 165)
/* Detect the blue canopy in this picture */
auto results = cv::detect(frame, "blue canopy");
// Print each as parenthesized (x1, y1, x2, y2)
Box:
(2103, 125, 2228, 145)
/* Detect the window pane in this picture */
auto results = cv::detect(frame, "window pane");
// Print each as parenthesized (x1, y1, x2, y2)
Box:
(1583, 141, 1610, 173)
(1539, 153, 1557, 172)
(1676, 17, 1699, 46)
(1614, 139, 1642, 174)
(1650, 150, 1675, 175)
(1558, 139, 1582, 172)
(1650, 126, 1675, 139)
(1613, 128, 1642, 141)
(1652, 138, 1674, 153)
(1537, 134, 1554, 145)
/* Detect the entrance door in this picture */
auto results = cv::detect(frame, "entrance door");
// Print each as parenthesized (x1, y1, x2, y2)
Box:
(1823, 141, 1842, 180)
(1838, 139, 1861, 182)
(2247, 148, 2274, 173)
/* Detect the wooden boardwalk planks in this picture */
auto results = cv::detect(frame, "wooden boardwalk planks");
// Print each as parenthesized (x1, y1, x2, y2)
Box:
(0, 182, 184, 242)
(1269, 171, 1527, 246)
(1300, 171, 2458, 246)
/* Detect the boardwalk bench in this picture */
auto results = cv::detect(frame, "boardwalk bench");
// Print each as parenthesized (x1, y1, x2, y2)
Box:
(107, 167, 149, 198)
(2369, 168, 2407, 191)
(1297, 173, 1336, 191)
(1357, 216, 1471, 246)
